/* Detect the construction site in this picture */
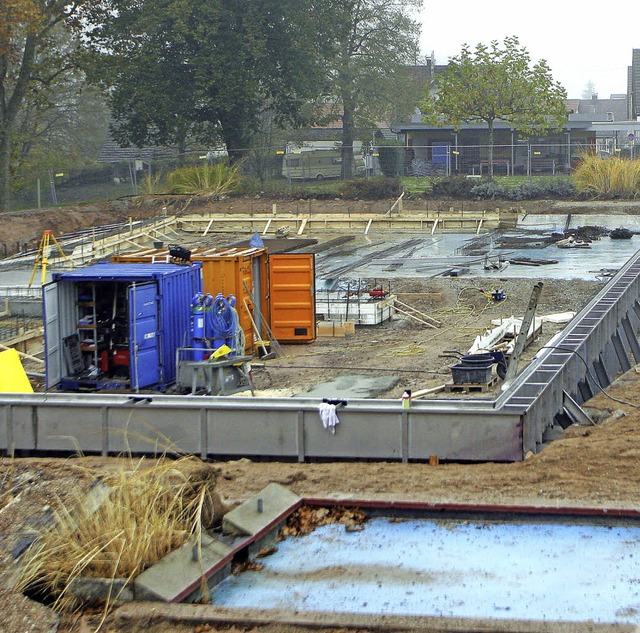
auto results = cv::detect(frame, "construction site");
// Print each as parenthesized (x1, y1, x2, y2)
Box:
(3, 196, 640, 632)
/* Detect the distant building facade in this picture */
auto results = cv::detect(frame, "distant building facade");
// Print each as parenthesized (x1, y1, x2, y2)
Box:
(628, 48, 640, 120)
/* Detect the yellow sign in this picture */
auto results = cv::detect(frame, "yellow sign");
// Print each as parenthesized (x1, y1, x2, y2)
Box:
(276, 150, 285, 155)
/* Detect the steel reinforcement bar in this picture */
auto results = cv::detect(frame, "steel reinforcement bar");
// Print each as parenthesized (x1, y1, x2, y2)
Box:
(2, 248, 640, 462)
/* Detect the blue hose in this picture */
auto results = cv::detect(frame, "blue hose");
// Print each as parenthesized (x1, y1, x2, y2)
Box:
(207, 293, 239, 354)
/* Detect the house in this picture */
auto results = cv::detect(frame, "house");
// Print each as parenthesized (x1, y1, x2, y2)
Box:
(628, 49, 640, 120)
(389, 51, 640, 176)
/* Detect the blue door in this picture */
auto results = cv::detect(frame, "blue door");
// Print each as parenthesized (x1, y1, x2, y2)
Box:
(432, 142, 450, 173)
(128, 282, 161, 390)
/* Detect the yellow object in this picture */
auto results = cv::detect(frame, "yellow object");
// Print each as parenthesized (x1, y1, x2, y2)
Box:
(28, 230, 72, 287)
(0, 348, 34, 393)
(211, 344, 232, 359)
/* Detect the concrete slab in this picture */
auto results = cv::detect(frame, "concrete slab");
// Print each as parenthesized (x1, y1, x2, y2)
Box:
(134, 533, 231, 603)
(299, 374, 399, 399)
(222, 483, 300, 537)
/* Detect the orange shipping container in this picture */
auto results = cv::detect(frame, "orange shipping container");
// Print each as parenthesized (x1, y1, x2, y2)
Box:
(267, 253, 316, 343)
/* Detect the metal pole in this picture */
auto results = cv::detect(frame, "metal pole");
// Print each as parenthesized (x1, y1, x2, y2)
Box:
(252, 257, 262, 337)
(504, 282, 544, 382)
(48, 171, 57, 205)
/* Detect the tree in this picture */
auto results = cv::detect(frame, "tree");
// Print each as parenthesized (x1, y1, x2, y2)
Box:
(313, 0, 423, 178)
(0, 0, 90, 210)
(582, 80, 597, 100)
(83, 0, 325, 162)
(420, 36, 568, 177)
(11, 27, 109, 184)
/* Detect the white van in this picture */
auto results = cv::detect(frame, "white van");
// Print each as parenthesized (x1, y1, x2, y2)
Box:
(283, 149, 365, 180)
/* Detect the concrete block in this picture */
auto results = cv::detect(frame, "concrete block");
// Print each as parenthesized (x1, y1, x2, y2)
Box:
(69, 577, 134, 604)
(134, 533, 231, 603)
(316, 321, 346, 337)
(222, 483, 300, 537)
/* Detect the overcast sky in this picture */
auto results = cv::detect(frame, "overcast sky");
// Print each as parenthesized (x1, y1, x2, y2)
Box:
(417, 2, 637, 100)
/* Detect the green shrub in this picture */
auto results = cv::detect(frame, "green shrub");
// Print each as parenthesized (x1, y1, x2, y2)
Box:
(431, 175, 483, 198)
(377, 142, 405, 178)
(505, 182, 544, 200)
(542, 179, 576, 198)
(470, 182, 506, 199)
(341, 177, 401, 199)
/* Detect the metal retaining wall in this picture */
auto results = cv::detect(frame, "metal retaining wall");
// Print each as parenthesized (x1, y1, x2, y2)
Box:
(2, 247, 640, 462)
(499, 246, 640, 454)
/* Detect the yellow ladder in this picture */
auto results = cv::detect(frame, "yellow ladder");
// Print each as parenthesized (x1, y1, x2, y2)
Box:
(28, 230, 72, 287)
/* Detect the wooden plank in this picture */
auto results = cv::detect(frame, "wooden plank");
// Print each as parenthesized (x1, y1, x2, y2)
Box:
(202, 218, 215, 236)
(364, 218, 373, 235)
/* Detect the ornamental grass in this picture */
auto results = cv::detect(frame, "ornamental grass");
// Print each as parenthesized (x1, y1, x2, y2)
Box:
(573, 154, 640, 198)
(14, 455, 221, 615)
(166, 162, 241, 198)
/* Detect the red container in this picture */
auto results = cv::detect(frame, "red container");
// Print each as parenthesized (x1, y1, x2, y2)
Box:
(112, 349, 130, 367)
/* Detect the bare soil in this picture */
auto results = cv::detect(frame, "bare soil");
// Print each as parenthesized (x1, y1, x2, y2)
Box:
(1, 197, 640, 633)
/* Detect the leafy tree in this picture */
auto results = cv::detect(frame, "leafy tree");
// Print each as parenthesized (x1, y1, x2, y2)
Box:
(377, 140, 406, 177)
(11, 27, 109, 186)
(420, 36, 568, 177)
(314, 0, 423, 177)
(0, 0, 91, 210)
(83, 0, 325, 162)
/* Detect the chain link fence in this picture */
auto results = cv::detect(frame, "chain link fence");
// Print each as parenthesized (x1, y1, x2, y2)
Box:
(7, 140, 633, 211)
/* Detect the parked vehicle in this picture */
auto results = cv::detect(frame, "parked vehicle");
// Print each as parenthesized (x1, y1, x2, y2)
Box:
(282, 149, 365, 180)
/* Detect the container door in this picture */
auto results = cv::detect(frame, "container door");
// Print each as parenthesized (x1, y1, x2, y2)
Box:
(128, 282, 161, 390)
(268, 254, 316, 343)
(43, 282, 61, 389)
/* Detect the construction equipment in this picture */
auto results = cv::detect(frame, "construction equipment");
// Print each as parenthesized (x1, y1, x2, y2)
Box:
(28, 231, 72, 287)
(243, 298, 276, 360)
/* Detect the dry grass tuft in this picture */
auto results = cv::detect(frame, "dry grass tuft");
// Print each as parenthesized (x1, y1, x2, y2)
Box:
(0, 457, 16, 510)
(15, 455, 223, 614)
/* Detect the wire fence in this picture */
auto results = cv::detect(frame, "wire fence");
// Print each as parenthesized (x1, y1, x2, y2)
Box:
(6, 140, 634, 212)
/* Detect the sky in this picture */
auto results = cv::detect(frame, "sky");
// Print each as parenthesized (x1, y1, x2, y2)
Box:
(417, 1, 637, 100)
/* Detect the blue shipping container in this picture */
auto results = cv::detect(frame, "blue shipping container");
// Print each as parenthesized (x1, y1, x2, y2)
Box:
(44, 262, 203, 391)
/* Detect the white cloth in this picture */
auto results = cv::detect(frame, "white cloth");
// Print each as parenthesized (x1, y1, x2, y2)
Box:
(318, 402, 340, 434)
